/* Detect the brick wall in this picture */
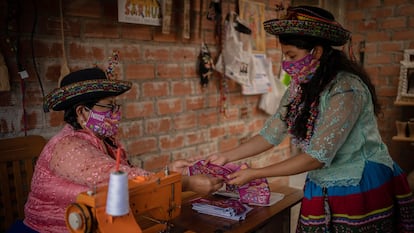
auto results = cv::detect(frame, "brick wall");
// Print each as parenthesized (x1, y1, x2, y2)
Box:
(1, 0, 413, 179)
(345, 0, 414, 172)
(0, 0, 290, 185)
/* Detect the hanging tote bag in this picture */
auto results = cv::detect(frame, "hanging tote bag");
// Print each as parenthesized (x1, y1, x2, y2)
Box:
(215, 12, 252, 86)
(258, 57, 286, 115)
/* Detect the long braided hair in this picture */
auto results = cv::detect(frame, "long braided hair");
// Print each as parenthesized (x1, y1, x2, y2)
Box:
(279, 35, 381, 141)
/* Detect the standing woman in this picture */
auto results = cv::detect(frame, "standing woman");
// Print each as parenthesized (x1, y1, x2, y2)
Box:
(207, 6, 414, 232)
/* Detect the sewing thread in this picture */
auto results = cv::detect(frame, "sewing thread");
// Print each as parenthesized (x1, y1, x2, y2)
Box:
(106, 171, 129, 216)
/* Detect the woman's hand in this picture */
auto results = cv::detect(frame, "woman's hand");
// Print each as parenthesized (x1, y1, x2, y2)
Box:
(183, 175, 224, 196)
(226, 168, 258, 186)
(205, 153, 228, 166)
(168, 159, 192, 175)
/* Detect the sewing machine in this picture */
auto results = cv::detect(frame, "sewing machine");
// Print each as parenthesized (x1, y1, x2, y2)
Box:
(65, 170, 182, 233)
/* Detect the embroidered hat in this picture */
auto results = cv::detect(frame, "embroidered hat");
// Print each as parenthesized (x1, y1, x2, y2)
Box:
(44, 67, 131, 112)
(263, 6, 351, 46)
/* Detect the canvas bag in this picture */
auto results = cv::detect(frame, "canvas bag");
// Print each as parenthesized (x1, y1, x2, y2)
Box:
(241, 54, 272, 95)
(258, 58, 286, 115)
(215, 12, 252, 86)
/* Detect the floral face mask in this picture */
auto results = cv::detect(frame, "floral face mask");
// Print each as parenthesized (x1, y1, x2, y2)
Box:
(282, 50, 320, 85)
(84, 108, 121, 138)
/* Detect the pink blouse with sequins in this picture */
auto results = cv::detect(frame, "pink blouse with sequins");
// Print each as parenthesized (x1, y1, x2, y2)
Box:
(24, 124, 149, 233)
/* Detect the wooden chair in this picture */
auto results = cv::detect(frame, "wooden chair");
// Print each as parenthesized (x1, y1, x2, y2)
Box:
(0, 135, 47, 232)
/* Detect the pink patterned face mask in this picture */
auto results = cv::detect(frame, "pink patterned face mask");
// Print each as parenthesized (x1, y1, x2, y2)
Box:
(282, 50, 320, 85)
(85, 108, 121, 138)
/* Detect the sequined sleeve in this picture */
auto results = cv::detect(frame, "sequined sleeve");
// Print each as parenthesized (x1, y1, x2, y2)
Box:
(305, 74, 366, 166)
(49, 135, 149, 187)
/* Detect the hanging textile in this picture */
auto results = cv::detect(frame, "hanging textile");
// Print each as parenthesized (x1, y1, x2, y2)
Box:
(0, 52, 10, 91)
(214, 12, 254, 86)
(162, 0, 173, 34)
(183, 0, 190, 39)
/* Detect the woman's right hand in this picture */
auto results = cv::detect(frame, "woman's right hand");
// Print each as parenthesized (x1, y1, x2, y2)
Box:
(205, 153, 228, 166)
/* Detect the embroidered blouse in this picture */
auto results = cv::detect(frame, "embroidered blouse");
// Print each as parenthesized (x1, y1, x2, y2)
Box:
(24, 124, 149, 233)
(260, 71, 393, 187)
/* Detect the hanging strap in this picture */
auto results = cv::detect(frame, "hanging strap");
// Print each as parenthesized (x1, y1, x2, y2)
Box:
(57, 0, 70, 86)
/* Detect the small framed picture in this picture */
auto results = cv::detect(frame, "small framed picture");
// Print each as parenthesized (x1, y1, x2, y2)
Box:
(239, 0, 266, 53)
(397, 63, 414, 103)
(400, 64, 414, 97)
(118, 0, 162, 26)
(404, 49, 414, 63)
(396, 50, 414, 102)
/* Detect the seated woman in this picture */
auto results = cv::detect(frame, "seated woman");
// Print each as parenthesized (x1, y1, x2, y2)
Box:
(9, 68, 223, 233)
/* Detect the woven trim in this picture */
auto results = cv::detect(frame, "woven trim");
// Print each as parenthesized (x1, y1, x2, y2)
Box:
(44, 79, 131, 111)
(263, 19, 350, 46)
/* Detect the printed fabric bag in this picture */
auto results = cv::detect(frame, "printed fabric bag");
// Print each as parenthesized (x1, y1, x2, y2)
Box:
(215, 12, 252, 86)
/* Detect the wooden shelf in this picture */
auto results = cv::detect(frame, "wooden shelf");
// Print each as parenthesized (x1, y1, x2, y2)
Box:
(394, 100, 414, 106)
(392, 136, 414, 142)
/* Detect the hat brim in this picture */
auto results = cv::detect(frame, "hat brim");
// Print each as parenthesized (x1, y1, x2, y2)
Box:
(263, 19, 350, 46)
(44, 79, 132, 111)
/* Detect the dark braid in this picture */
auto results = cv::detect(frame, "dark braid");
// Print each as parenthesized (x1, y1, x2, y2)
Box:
(280, 35, 381, 140)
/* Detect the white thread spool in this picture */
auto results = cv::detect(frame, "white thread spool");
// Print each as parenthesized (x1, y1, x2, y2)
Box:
(106, 171, 129, 216)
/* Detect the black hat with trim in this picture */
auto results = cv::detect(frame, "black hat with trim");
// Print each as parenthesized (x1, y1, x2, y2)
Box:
(44, 67, 131, 112)
(263, 6, 351, 46)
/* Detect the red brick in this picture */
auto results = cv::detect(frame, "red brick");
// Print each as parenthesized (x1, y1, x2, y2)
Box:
(381, 17, 407, 29)
(393, 30, 414, 40)
(124, 101, 154, 119)
(84, 21, 120, 39)
(171, 47, 197, 62)
(142, 82, 169, 97)
(157, 98, 183, 115)
(209, 126, 226, 139)
(228, 123, 247, 135)
(358, 0, 382, 8)
(118, 121, 143, 139)
(127, 137, 157, 155)
(145, 118, 172, 134)
(68, 42, 105, 60)
(174, 112, 196, 130)
(157, 64, 182, 78)
(142, 153, 170, 171)
(110, 45, 142, 61)
(198, 110, 219, 126)
(186, 130, 208, 145)
(143, 46, 171, 61)
(125, 64, 155, 80)
(159, 134, 185, 150)
(65, 0, 103, 18)
(171, 81, 192, 95)
(120, 24, 153, 41)
(186, 96, 205, 110)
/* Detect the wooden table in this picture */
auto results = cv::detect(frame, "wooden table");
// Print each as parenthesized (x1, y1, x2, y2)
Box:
(170, 184, 303, 233)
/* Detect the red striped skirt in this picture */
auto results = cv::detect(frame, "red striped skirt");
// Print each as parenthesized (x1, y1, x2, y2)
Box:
(296, 161, 414, 233)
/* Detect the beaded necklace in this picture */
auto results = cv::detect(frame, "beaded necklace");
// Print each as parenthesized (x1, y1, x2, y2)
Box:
(286, 69, 320, 148)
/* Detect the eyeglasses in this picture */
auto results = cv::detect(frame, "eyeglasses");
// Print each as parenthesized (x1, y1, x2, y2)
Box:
(94, 103, 121, 113)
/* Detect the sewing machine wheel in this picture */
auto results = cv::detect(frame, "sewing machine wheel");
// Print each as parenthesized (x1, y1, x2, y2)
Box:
(66, 203, 93, 233)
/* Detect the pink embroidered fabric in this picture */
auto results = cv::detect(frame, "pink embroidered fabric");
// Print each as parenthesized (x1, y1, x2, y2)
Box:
(24, 124, 149, 233)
